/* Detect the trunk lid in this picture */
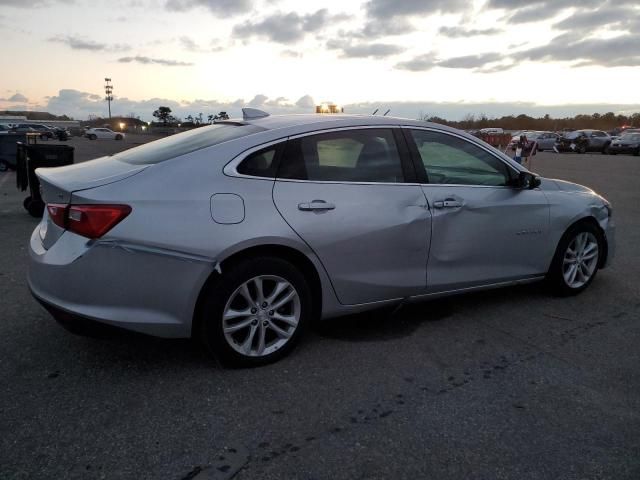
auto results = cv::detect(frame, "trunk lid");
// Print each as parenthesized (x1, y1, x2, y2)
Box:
(37, 156, 147, 204)
(36, 157, 147, 249)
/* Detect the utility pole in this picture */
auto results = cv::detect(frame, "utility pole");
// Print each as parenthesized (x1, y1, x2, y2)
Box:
(104, 78, 113, 120)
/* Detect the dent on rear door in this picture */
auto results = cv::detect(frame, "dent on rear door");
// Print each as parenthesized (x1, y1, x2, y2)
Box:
(273, 181, 431, 305)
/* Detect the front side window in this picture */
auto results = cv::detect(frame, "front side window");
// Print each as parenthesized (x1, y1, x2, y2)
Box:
(409, 130, 512, 186)
(278, 129, 404, 183)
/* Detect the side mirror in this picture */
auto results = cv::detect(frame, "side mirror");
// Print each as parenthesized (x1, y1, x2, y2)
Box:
(515, 172, 541, 189)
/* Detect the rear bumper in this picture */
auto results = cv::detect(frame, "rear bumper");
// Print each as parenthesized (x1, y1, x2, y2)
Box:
(28, 227, 214, 338)
(609, 145, 638, 154)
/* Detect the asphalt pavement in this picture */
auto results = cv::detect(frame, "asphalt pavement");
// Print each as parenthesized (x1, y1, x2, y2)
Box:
(1, 137, 639, 479)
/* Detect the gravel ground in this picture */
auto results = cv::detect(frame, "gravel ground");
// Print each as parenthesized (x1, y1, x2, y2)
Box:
(0, 139, 639, 480)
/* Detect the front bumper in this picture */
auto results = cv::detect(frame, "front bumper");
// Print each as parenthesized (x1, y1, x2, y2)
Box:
(28, 227, 214, 338)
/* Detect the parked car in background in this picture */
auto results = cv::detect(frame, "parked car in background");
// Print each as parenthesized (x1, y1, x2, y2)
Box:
(555, 130, 611, 154)
(84, 128, 125, 140)
(13, 123, 54, 139)
(609, 132, 640, 156)
(535, 132, 560, 151)
(0, 124, 11, 134)
(507, 131, 542, 150)
(479, 127, 504, 134)
(29, 112, 615, 366)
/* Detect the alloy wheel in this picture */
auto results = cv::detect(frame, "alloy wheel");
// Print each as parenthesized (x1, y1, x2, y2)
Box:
(562, 232, 599, 289)
(222, 275, 300, 357)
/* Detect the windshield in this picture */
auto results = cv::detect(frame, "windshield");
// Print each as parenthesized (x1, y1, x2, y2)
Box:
(115, 123, 266, 165)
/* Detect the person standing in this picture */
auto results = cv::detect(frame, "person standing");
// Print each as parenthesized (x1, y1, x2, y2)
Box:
(513, 135, 526, 164)
(522, 136, 537, 170)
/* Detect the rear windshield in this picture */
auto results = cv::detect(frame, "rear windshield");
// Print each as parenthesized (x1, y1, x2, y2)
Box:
(115, 123, 266, 165)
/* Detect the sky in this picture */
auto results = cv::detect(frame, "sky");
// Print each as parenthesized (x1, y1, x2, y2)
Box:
(0, 0, 639, 121)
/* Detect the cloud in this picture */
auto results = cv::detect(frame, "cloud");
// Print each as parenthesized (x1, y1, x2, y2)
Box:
(365, 0, 468, 19)
(165, 0, 252, 16)
(0, 93, 29, 102)
(485, 0, 639, 24)
(233, 9, 348, 44)
(41, 89, 320, 120)
(553, 5, 640, 31)
(281, 49, 302, 58)
(117, 56, 194, 66)
(49, 35, 130, 52)
(37, 89, 640, 123)
(327, 39, 405, 59)
(295, 95, 315, 109)
(514, 32, 640, 67)
(437, 53, 503, 69)
(439, 26, 502, 38)
(0, 0, 73, 7)
(179, 36, 220, 53)
(395, 53, 438, 71)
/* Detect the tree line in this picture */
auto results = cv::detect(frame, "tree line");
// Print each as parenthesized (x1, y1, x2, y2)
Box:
(420, 112, 640, 132)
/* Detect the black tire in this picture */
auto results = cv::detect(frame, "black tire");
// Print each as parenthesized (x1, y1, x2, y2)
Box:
(27, 199, 45, 217)
(89, 134, 97, 140)
(546, 222, 603, 296)
(199, 256, 312, 367)
(23, 196, 32, 210)
(115, 134, 123, 141)
(634, 148, 640, 157)
(578, 144, 587, 154)
(0, 160, 8, 172)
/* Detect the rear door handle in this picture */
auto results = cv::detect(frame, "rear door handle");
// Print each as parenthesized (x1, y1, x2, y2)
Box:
(298, 200, 336, 211)
(433, 199, 463, 209)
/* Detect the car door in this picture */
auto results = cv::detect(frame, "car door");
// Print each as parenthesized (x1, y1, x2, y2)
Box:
(272, 127, 431, 305)
(404, 128, 551, 293)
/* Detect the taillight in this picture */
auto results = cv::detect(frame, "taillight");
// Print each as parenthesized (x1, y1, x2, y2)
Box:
(47, 203, 67, 229)
(45, 204, 131, 239)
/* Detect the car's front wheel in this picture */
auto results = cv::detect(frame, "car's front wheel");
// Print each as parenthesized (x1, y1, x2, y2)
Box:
(89, 134, 97, 140)
(115, 134, 123, 140)
(547, 222, 603, 296)
(200, 257, 311, 367)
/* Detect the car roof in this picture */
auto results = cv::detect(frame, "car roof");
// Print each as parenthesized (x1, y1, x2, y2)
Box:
(226, 113, 465, 137)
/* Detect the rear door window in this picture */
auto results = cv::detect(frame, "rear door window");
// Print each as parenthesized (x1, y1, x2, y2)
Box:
(278, 129, 405, 183)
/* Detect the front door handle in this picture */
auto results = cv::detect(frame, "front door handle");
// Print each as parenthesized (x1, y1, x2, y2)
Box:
(433, 198, 463, 209)
(298, 200, 336, 211)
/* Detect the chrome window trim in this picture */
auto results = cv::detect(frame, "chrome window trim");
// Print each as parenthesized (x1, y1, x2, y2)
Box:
(224, 125, 408, 184)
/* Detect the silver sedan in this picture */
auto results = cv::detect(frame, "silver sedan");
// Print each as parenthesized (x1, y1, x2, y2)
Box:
(29, 111, 615, 366)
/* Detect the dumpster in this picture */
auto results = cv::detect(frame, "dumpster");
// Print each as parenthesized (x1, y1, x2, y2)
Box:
(0, 133, 30, 171)
(16, 142, 74, 217)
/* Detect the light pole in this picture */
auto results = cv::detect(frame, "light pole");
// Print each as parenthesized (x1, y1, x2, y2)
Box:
(104, 78, 113, 120)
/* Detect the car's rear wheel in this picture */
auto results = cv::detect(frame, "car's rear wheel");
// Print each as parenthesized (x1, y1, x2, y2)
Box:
(200, 257, 311, 367)
(602, 144, 610, 154)
(115, 134, 123, 140)
(546, 222, 602, 296)
(89, 134, 97, 140)
(634, 148, 640, 157)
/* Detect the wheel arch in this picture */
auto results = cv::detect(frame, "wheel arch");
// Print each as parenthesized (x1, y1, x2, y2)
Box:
(552, 216, 608, 270)
(191, 243, 324, 338)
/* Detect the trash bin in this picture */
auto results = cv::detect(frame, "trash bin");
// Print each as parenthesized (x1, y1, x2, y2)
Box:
(16, 142, 74, 217)
(0, 133, 29, 172)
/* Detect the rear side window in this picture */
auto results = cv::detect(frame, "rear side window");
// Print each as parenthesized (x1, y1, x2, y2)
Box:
(116, 123, 266, 165)
(237, 146, 279, 177)
(278, 129, 404, 183)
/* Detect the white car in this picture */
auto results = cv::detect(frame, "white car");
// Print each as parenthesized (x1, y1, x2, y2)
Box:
(85, 128, 125, 140)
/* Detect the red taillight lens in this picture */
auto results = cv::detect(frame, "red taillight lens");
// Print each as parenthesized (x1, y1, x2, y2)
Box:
(45, 203, 131, 239)
(67, 205, 132, 239)
(47, 203, 67, 229)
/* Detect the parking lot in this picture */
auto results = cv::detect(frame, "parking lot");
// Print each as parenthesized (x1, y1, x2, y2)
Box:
(1, 137, 639, 479)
